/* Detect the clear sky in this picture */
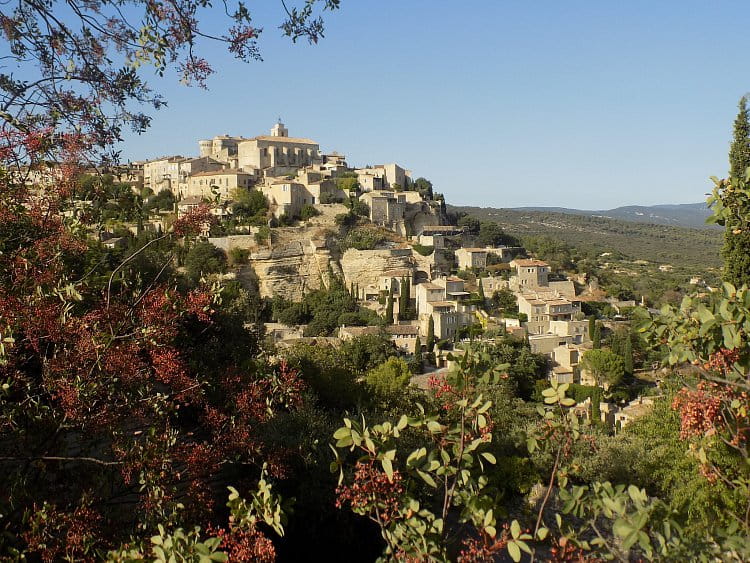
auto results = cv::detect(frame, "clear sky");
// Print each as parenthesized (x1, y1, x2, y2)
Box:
(120, 0, 749, 209)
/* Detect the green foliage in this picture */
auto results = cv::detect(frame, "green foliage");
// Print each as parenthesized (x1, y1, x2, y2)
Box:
(144, 189, 175, 214)
(340, 226, 385, 251)
(184, 241, 227, 282)
(385, 285, 394, 324)
(451, 205, 722, 270)
(457, 214, 480, 235)
(300, 204, 320, 220)
(411, 243, 434, 256)
(413, 177, 433, 199)
(254, 225, 270, 245)
(228, 247, 249, 265)
(477, 221, 519, 247)
(592, 321, 602, 348)
(491, 288, 517, 313)
(365, 356, 412, 397)
(523, 235, 575, 271)
(332, 350, 510, 560)
(232, 189, 268, 225)
(426, 316, 435, 353)
(721, 96, 750, 286)
(581, 349, 624, 387)
(335, 176, 359, 192)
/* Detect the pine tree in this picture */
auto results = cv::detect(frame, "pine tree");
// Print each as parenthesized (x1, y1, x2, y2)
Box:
(385, 285, 394, 324)
(723, 96, 750, 286)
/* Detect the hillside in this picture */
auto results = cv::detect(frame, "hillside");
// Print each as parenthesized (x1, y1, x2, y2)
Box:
(450, 205, 723, 269)
(513, 202, 714, 229)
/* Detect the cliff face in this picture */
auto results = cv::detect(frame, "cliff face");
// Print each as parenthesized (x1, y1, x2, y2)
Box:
(340, 247, 431, 290)
(249, 239, 339, 300)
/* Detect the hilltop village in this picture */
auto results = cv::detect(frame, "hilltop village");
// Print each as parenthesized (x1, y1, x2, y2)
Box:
(57, 122, 659, 430)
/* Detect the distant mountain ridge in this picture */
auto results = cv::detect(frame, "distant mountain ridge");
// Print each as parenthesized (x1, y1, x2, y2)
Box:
(512, 202, 714, 229)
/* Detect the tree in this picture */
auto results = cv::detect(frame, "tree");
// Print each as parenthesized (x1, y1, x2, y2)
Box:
(0, 0, 340, 164)
(622, 334, 633, 376)
(365, 357, 412, 397)
(478, 222, 519, 247)
(458, 215, 480, 235)
(426, 316, 435, 353)
(478, 277, 486, 302)
(385, 285, 394, 324)
(185, 241, 227, 281)
(410, 335, 423, 374)
(398, 277, 412, 320)
(0, 2, 346, 559)
(414, 177, 433, 198)
(300, 204, 320, 220)
(722, 96, 750, 286)
(592, 321, 602, 348)
(581, 349, 625, 388)
(492, 288, 517, 313)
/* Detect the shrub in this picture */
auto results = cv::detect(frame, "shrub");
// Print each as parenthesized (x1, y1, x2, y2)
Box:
(300, 204, 320, 220)
(229, 247, 249, 265)
(412, 244, 434, 256)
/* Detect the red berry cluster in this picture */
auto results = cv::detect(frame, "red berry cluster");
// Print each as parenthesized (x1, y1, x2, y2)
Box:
(336, 461, 405, 524)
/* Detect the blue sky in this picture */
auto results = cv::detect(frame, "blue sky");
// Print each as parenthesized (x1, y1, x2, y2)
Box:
(120, 1, 749, 209)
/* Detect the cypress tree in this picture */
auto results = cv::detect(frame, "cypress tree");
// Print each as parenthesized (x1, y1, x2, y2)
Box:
(588, 316, 596, 343)
(399, 277, 410, 319)
(385, 285, 394, 324)
(426, 316, 435, 351)
(592, 322, 601, 349)
(414, 335, 422, 361)
(478, 277, 485, 302)
(623, 335, 633, 376)
(723, 96, 750, 286)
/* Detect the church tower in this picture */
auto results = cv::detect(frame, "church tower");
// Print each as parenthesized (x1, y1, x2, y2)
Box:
(270, 120, 288, 137)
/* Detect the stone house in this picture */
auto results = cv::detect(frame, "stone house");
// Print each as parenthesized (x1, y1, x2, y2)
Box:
(261, 181, 316, 219)
(455, 248, 488, 270)
(186, 169, 255, 201)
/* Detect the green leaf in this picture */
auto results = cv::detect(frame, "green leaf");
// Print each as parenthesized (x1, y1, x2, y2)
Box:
(481, 452, 497, 464)
(510, 519, 521, 539)
(613, 518, 632, 538)
(537, 527, 549, 541)
(426, 420, 443, 433)
(332, 427, 350, 440)
(507, 541, 521, 562)
(417, 470, 437, 488)
(381, 458, 393, 480)
(526, 437, 537, 453)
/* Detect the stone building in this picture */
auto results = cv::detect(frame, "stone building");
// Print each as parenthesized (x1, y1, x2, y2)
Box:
(186, 169, 256, 200)
(355, 163, 412, 192)
(143, 155, 225, 195)
(199, 123, 321, 179)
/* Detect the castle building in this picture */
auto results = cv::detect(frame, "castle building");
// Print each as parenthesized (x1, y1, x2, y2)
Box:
(199, 122, 320, 179)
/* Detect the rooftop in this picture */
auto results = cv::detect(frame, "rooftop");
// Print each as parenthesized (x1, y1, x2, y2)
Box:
(513, 259, 549, 267)
(250, 135, 318, 145)
(190, 168, 251, 177)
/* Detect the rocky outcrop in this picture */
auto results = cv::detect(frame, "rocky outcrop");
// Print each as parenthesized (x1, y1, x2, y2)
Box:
(248, 239, 340, 300)
(340, 247, 429, 290)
